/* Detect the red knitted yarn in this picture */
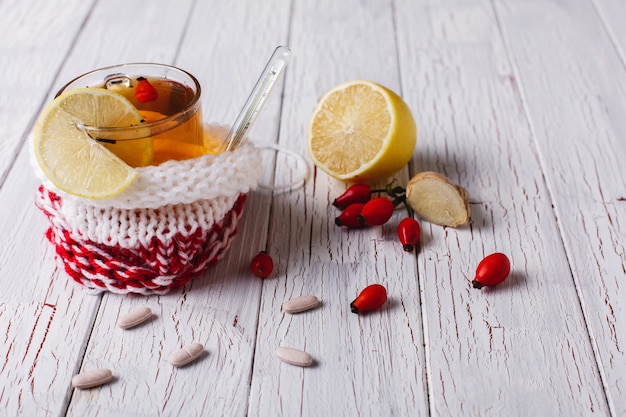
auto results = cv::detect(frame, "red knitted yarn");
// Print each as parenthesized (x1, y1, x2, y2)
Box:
(36, 185, 247, 294)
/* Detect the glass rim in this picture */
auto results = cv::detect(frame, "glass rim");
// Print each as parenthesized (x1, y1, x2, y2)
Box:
(56, 62, 202, 139)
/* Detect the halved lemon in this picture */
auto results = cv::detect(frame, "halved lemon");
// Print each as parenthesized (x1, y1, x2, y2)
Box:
(34, 88, 149, 199)
(307, 80, 417, 183)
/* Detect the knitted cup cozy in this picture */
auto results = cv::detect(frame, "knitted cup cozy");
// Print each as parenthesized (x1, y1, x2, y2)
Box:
(33, 128, 263, 295)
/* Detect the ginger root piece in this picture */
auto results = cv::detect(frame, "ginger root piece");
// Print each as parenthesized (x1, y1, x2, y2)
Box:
(405, 172, 470, 227)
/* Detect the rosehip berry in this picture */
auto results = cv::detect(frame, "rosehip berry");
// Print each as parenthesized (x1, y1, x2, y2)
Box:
(251, 251, 274, 278)
(135, 77, 158, 103)
(472, 252, 511, 289)
(333, 183, 372, 209)
(350, 284, 387, 314)
(358, 197, 394, 226)
(397, 217, 421, 252)
(335, 203, 365, 228)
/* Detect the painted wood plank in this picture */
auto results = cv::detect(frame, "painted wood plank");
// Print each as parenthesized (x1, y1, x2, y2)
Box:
(494, 0, 626, 415)
(0, 1, 100, 415)
(394, 0, 610, 415)
(1, 0, 625, 416)
(0, 147, 105, 416)
(62, 0, 291, 416)
(594, 0, 626, 65)
(0, 0, 195, 415)
(0, 0, 94, 184)
(248, 0, 429, 416)
(46, 0, 196, 100)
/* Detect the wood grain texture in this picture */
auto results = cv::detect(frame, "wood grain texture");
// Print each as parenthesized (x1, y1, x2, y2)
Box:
(248, 0, 428, 416)
(1, 0, 625, 416)
(0, 1, 101, 414)
(395, 0, 610, 415)
(60, 0, 292, 416)
(0, 0, 94, 183)
(593, 0, 626, 66)
(495, 0, 626, 415)
(0, 148, 103, 415)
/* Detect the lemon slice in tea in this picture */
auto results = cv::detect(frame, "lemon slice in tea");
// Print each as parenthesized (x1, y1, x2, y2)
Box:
(307, 80, 417, 183)
(34, 88, 150, 199)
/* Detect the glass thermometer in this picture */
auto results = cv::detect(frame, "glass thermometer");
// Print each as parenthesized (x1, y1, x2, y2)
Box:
(221, 45, 292, 151)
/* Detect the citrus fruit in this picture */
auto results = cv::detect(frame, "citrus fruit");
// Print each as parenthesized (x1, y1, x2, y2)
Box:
(97, 136, 153, 168)
(140, 109, 206, 163)
(34, 88, 150, 199)
(307, 80, 417, 183)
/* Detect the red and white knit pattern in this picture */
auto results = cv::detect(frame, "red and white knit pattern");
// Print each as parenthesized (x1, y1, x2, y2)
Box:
(32, 129, 263, 295)
(36, 186, 247, 295)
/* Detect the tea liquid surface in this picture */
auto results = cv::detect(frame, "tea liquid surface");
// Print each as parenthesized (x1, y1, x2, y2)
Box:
(98, 75, 205, 165)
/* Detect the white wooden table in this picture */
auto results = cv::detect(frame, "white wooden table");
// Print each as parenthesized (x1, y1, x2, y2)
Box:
(2, 0, 625, 416)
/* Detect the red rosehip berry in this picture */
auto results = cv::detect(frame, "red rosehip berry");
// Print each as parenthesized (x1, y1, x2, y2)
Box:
(333, 183, 372, 209)
(134, 77, 158, 103)
(358, 197, 395, 226)
(472, 253, 511, 289)
(350, 284, 387, 314)
(397, 217, 421, 252)
(335, 203, 365, 228)
(251, 251, 274, 278)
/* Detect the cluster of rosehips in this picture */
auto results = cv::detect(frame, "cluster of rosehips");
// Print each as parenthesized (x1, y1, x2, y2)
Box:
(332, 184, 512, 288)
(251, 184, 512, 298)
(332, 183, 421, 252)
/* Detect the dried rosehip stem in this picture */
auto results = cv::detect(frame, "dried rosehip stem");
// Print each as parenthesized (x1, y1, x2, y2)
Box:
(333, 179, 415, 224)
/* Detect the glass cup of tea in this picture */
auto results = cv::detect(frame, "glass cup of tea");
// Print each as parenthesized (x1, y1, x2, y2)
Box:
(56, 63, 206, 167)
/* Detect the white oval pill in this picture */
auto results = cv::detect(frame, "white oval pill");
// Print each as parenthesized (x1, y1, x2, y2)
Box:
(275, 346, 313, 367)
(169, 342, 204, 367)
(72, 368, 113, 389)
(117, 306, 153, 329)
(282, 295, 320, 314)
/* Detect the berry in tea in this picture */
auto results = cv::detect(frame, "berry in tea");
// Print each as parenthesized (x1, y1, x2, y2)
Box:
(97, 74, 205, 165)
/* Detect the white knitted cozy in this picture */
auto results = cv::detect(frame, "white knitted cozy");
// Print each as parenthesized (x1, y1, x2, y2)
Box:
(33, 124, 263, 294)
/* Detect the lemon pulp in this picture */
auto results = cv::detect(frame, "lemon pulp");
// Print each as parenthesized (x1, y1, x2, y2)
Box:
(307, 80, 417, 183)
(33, 88, 150, 199)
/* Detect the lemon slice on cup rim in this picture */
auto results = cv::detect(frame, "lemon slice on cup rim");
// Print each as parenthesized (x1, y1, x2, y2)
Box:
(307, 80, 417, 183)
(34, 88, 150, 199)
